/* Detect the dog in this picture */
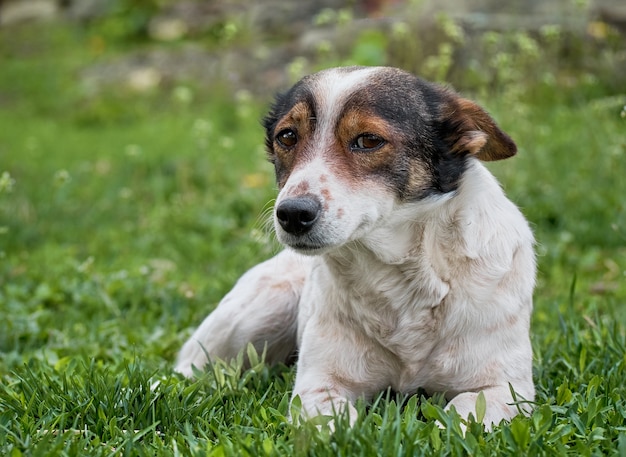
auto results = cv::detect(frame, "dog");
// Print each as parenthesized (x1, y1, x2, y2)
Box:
(175, 66, 536, 429)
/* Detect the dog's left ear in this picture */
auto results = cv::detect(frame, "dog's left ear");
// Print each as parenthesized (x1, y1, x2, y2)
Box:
(440, 93, 517, 161)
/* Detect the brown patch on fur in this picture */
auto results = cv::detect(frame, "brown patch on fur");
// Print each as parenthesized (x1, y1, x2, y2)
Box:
(315, 108, 401, 188)
(256, 274, 297, 294)
(405, 160, 432, 196)
(441, 95, 517, 161)
(275, 101, 313, 134)
(291, 180, 310, 195)
(331, 370, 362, 392)
(306, 386, 335, 395)
(486, 312, 520, 334)
(270, 282, 293, 292)
(337, 110, 398, 167)
(481, 360, 504, 383)
(272, 102, 317, 186)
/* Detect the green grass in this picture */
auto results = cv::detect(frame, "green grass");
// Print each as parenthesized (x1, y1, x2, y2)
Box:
(1, 22, 625, 456)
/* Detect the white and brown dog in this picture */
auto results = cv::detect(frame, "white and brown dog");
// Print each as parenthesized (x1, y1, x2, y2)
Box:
(176, 66, 536, 428)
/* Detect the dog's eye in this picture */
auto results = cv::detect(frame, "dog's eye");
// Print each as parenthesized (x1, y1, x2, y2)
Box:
(276, 129, 297, 148)
(351, 134, 385, 152)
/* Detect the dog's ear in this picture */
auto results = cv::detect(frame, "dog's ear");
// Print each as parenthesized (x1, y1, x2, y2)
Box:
(440, 93, 517, 161)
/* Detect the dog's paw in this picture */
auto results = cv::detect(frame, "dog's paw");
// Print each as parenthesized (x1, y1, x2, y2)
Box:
(174, 340, 209, 378)
(444, 389, 520, 431)
(291, 389, 358, 428)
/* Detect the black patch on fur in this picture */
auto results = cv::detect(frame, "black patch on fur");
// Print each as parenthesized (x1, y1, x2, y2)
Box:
(338, 68, 470, 200)
(419, 80, 471, 196)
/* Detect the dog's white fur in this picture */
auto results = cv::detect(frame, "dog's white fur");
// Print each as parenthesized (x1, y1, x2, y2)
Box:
(176, 67, 536, 429)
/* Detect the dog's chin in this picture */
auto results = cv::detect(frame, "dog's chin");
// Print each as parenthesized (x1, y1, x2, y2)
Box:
(277, 233, 341, 256)
(282, 241, 335, 256)
(287, 245, 328, 256)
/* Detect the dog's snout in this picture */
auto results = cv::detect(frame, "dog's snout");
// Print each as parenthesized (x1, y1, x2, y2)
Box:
(276, 196, 322, 235)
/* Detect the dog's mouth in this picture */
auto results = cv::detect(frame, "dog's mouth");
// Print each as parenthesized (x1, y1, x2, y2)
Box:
(283, 238, 333, 255)
(276, 229, 338, 255)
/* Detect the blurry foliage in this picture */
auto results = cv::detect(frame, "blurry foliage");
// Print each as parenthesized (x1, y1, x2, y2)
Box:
(84, 1, 625, 101)
(91, 0, 247, 47)
(319, 10, 625, 101)
(92, 0, 168, 41)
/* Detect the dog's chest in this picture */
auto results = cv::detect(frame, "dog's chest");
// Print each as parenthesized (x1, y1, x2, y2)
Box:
(317, 248, 451, 359)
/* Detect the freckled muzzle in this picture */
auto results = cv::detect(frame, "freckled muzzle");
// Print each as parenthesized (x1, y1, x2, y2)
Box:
(275, 196, 322, 236)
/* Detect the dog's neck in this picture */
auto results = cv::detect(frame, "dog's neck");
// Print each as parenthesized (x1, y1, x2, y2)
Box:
(360, 197, 450, 265)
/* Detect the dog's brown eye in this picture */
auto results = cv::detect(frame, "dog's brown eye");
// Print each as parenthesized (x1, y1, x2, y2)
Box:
(276, 129, 297, 148)
(352, 134, 385, 152)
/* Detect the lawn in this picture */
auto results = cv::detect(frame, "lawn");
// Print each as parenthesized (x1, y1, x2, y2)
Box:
(1, 20, 625, 456)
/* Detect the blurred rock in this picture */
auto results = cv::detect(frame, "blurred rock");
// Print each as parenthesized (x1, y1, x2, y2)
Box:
(126, 67, 162, 92)
(62, 0, 110, 22)
(148, 1, 231, 40)
(80, 44, 216, 93)
(79, 42, 295, 97)
(148, 17, 189, 42)
(0, 0, 58, 25)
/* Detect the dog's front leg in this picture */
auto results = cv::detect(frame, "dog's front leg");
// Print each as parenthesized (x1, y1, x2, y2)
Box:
(175, 250, 312, 376)
(289, 318, 389, 426)
(291, 370, 359, 425)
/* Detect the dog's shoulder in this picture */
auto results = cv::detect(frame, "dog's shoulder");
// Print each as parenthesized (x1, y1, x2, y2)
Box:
(424, 160, 535, 314)
(439, 160, 533, 256)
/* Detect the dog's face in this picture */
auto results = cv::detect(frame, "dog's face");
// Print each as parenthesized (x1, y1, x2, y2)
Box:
(263, 66, 516, 254)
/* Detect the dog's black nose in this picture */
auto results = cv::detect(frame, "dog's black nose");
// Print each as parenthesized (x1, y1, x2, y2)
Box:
(276, 196, 322, 235)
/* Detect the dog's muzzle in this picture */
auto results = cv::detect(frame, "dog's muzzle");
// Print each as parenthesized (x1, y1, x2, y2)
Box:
(276, 196, 322, 236)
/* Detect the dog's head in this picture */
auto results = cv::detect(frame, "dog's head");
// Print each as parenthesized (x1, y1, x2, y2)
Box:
(263, 66, 516, 255)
